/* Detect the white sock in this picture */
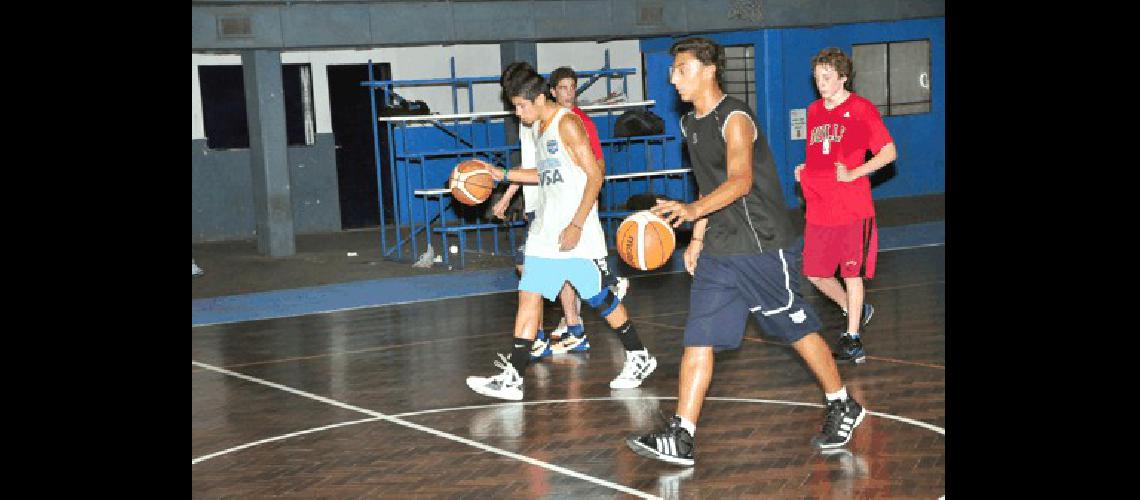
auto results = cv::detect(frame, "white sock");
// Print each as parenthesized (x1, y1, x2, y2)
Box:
(825, 386, 848, 402)
(676, 415, 696, 436)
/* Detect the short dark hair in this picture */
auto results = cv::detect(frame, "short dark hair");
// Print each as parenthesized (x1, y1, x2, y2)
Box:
(549, 66, 577, 87)
(501, 61, 534, 87)
(669, 37, 725, 88)
(501, 62, 548, 101)
(811, 47, 854, 91)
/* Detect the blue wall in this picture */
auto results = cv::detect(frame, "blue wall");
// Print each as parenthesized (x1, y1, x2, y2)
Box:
(640, 17, 945, 208)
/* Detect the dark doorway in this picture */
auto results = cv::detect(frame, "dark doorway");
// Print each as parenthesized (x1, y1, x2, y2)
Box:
(327, 63, 393, 229)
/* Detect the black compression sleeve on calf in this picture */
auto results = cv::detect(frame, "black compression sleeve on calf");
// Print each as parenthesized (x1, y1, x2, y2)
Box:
(510, 337, 533, 374)
(614, 320, 645, 352)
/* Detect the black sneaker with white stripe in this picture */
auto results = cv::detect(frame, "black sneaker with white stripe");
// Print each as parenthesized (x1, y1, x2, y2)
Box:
(626, 415, 694, 466)
(811, 397, 866, 449)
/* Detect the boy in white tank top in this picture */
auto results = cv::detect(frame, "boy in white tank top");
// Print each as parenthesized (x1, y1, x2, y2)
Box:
(466, 63, 656, 401)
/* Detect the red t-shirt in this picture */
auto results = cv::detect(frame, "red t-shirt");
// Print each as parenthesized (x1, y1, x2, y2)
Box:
(801, 93, 893, 225)
(571, 106, 605, 164)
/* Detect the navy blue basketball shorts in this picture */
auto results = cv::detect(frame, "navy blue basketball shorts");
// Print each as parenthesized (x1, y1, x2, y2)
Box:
(683, 239, 822, 351)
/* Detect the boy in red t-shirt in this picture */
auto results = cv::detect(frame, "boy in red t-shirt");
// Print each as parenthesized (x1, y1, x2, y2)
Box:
(794, 48, 897, 364)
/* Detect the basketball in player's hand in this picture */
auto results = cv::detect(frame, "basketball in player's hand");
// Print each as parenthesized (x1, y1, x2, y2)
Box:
(616, 211, 676, 271)
(450, 159, 495, 206)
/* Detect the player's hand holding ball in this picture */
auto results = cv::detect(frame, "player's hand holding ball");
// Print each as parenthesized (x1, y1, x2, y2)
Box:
(650, 199, 698, 228)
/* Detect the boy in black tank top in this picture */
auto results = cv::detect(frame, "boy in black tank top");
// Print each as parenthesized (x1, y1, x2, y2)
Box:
(624, 38, 867, 467)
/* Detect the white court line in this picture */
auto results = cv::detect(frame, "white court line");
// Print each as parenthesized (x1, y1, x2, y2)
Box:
(193, 395, 944, 466)
(191, 417, 383, 465)
(191, 361, 660, 500)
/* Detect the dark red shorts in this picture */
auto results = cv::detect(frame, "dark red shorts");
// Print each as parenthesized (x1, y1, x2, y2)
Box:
(803, 218, 878, 279)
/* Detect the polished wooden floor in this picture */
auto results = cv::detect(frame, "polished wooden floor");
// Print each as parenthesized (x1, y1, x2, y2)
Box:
(192, 245, 945, 499)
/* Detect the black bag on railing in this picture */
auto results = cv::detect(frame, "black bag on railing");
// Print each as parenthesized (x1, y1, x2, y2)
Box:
(381, 94, 432, 117)
(613, 110, 665, 137)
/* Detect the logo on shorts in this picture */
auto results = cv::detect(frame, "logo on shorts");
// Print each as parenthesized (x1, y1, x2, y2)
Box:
(546, 140, 559, 154)
(844, 260, 858, 267)
(789, 309, 806, 324)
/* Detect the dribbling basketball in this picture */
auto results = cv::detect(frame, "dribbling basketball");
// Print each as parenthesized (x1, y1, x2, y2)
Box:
(616, 210, 676, 271)
(450, 159, 495, 205)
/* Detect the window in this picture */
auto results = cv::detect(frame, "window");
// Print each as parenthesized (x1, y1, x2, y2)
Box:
(198, 63, 315, 149)
(852, 40, 931, 116)
(723, 45, 757, 112)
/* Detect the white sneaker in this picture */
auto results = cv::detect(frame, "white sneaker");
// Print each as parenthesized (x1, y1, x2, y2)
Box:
(192, 260, 205, 277)
(610, 349, 657, 389)
(466, 354, 524, 400)
(612, 276, 630, 301)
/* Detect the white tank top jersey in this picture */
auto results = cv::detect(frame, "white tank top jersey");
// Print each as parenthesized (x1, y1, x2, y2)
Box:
(517, 123, 541, 214)
(525, 108, 607, 260)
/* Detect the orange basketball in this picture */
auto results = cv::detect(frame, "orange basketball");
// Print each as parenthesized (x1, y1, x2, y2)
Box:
(449, 159, 495, 206)
(616, 211, 676, 271)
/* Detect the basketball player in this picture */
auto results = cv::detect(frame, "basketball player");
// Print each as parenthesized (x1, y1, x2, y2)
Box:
(793, 47, 897, 364)
(493, 64, 628, 359)
(544, 66, 629, 354)
(466, 64, 657, 401)
(626, 38, 865, 466)
(492, 62, 552, 361)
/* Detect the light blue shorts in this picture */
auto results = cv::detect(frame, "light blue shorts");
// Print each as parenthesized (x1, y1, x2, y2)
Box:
(518, 256, 605, 301)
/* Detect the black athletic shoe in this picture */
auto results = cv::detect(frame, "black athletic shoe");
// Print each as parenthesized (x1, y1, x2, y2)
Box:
(833, 333, 866, 364)
(626, 414, 695, 466)
(811, 397, 866, 449)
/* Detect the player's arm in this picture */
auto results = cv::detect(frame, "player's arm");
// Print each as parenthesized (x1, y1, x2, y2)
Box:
(842, 142, 896, 180)
(561, 114, 603, 231)
(493, 183, 521, 220)
(653, 113, 754, 227)
(682, 198, 709, 275)
(490, 165, 539, 184)
(837, 105, 897, 182)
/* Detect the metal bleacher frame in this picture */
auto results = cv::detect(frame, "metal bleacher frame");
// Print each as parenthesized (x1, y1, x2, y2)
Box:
(362, 51, 689, 268)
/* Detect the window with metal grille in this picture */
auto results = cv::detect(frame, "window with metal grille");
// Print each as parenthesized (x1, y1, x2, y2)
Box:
(723, 45, 757, 113)
(852, 40, 931, 116)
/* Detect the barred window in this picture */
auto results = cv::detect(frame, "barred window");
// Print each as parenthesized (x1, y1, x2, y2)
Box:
(723, 45, 757, 112)
(852, 40, 931, 116)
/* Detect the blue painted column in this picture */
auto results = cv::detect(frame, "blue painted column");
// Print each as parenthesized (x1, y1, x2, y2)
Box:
(241, 49, 296, 256)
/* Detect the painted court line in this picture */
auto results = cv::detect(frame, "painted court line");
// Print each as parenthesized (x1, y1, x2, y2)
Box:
(191, 417, 383, 465)
(193, 396, 944, 466)
(191, 361, 660, 500)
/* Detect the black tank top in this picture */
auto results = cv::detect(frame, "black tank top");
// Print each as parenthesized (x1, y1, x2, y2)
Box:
(680, 95, 797, 255)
